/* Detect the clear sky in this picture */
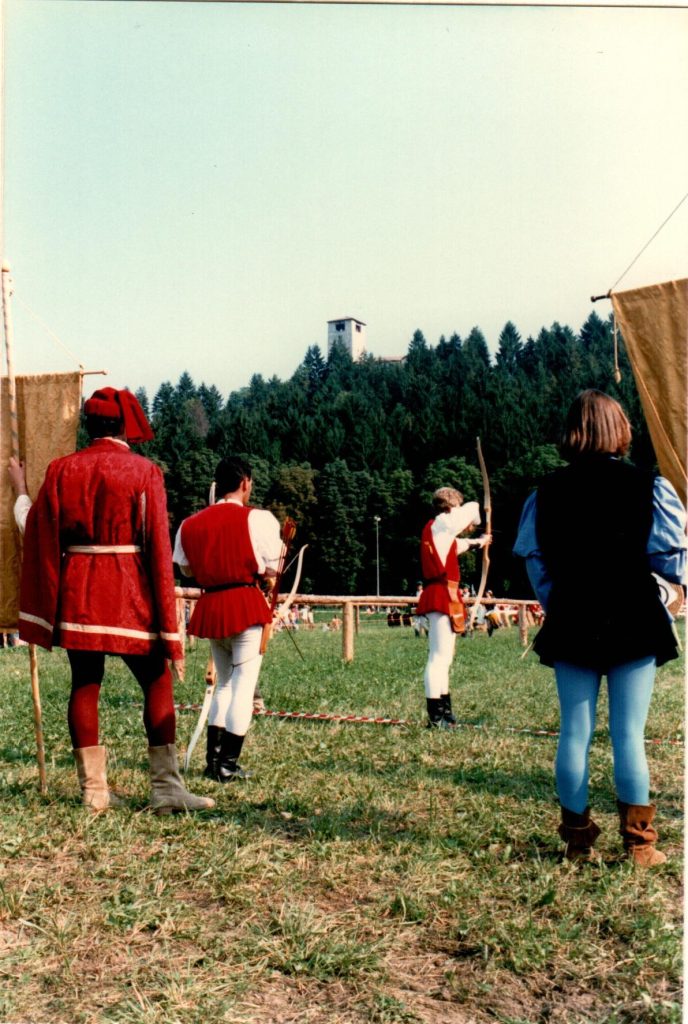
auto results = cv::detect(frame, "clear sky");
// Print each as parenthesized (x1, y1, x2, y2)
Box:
(3, 1, 687, 400)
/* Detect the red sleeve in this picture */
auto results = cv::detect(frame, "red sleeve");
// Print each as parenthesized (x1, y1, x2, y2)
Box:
(145, 464, 183, 661)
(18, 464, 62, 650)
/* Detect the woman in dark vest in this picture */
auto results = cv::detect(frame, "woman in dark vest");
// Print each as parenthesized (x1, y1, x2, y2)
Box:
(514, 390, 685, 866)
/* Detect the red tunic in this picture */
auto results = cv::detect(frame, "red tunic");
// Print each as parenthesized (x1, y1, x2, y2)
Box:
(180, 503, 272, 638)
(416, 519, 463, 618)
(18, 439, 182, 660)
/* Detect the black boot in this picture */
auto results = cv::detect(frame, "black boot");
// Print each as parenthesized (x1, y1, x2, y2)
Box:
(204, 725, 224, 780)
(426, 697, 449, 729)
(559, 805, 601, 862)
(218, 731, 252, 782)
(441, 693, 457, 725)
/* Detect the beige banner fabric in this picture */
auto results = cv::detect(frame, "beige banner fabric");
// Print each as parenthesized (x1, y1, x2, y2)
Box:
(611, 279, 688, 507)
(0, 371, 82, 630)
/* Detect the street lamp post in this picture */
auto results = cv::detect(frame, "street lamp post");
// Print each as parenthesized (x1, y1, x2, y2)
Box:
(373, 516, 381, 596)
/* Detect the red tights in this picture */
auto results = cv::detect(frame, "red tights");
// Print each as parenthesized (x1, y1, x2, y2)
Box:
(67, 650, 176, 748)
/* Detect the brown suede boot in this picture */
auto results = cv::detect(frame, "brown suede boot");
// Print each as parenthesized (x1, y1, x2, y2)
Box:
(148, 744, 215, 814)
(74, 746, 125, 811)
(617, 801, 667, 867)
(558, 805, 601, 862)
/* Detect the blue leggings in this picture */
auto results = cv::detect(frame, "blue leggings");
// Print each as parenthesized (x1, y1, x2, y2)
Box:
(554, 657, 656, 814)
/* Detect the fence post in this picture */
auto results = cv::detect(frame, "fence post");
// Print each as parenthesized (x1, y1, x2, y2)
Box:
(518, 604, 529, 647)
(342, 602, 355, 662)
(355, 604, 360, 635)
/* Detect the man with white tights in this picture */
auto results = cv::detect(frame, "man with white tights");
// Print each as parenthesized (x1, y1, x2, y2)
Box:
(174, 457, 282, 781)
(416, 487, 491, 728)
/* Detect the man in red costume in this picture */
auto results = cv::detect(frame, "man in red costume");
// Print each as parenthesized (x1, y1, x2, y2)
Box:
(16, 387, 214, 814)
(416, 487, 490, 728)
(174, 456, 282, 782)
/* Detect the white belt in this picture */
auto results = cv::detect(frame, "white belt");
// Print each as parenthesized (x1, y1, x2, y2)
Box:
(66, 545, 142, 554)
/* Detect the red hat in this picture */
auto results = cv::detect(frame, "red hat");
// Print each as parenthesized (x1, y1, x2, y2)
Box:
(84, 387, 154, 443)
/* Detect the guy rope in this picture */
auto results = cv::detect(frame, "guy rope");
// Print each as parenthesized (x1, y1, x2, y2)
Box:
(1, 263, 47, 793)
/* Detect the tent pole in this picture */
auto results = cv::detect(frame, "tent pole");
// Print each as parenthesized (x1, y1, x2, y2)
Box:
(2, 263, 48, 794)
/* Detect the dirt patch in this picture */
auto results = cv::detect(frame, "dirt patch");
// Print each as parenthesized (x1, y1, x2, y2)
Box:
(380, 936, 617, 1024)
(0, 923, 31, 956)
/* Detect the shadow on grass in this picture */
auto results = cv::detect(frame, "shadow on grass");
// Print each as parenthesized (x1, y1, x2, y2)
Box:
(288, 746, 558, 806)
(0, 744, 38, 764)
(445, 764, 554, 801)
(207, 794, 561, 864)
(441, 764, 683, 820)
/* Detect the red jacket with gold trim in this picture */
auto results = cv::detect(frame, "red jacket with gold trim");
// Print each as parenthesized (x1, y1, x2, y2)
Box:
(18, 438, 182, 659)
(180, 503, 272, 638)
(416, 519, 463, 617)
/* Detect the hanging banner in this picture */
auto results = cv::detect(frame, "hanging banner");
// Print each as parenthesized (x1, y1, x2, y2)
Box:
(611, 279, 687, 506)
(0, 371, 82, 630)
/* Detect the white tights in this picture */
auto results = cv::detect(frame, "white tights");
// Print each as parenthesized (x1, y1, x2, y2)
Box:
(423, 612, 456, 698)
(208, 625, 263, 736)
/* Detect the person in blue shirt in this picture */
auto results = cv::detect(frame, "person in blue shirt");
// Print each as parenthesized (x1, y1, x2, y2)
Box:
(514, 390, 685, 866)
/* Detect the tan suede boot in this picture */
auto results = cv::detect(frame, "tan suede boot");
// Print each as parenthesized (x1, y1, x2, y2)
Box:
(148, 744, 215, 814)
(73, 746, 125, 811)
(617, 801, 667, 867)
(558, 805, 601, 862)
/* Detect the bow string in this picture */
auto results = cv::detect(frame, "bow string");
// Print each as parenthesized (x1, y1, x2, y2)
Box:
(468, 437, 492, 630)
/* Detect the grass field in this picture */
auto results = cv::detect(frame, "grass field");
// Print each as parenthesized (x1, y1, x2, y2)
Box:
(0, 619, 683, 1024)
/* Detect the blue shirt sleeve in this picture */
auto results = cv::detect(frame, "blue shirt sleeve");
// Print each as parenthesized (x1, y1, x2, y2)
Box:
(648, 477, 687, 583)
(513, 491, 552, 611)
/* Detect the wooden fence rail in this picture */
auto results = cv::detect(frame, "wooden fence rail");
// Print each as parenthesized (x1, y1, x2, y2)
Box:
(174, 589, 538, 667)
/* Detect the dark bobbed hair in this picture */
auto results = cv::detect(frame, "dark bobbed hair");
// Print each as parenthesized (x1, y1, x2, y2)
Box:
(561, 389, 632, 461)
(215, 456, 252, 497)
(85, 414, 124, 439)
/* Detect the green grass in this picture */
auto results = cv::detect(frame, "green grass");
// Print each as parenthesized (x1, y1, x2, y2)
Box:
(0, 620, 683, 1023)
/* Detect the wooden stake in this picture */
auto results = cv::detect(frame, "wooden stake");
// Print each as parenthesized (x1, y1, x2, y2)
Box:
(342, 602, 354, 663)
(518, 605, 529, 648)
(29, 645, 47, 794)
(2, 263, 48, 794)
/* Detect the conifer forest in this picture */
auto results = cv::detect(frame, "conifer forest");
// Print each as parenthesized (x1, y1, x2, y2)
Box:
(117, 313, 652, 597)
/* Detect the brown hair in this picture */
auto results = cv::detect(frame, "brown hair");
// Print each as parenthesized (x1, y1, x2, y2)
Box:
(561, 389, 632, 461)
(432, 487, 464, 514)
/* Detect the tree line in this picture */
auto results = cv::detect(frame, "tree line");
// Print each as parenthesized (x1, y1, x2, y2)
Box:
(108, 312, 651, 597)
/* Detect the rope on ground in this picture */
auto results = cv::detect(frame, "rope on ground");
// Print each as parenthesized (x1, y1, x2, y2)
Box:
(170, 703, 684, 745)
(174, 703, 408, 726)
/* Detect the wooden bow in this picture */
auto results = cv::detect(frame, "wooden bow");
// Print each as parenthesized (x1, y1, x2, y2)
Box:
(260, 517, 297, 655)
(275, 543, 308, 621)
(270, 542, 308, 661)
(183, 660, 217, 773)
(468, 437, 492, 630)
